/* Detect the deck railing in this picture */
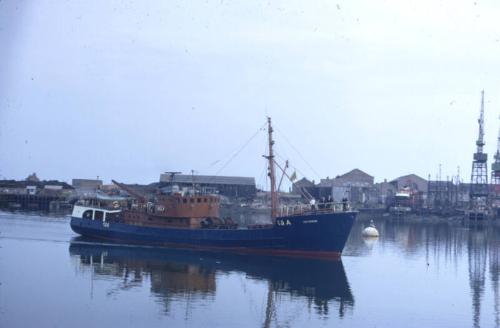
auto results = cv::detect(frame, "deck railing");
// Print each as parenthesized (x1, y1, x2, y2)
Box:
(277, 202, 351, 217)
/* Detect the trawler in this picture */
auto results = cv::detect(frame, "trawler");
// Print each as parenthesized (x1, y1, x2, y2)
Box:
(70, 118, 357, 259)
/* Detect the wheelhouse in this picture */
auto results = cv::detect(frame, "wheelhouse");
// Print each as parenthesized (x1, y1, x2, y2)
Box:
(72, 205, 121, 222)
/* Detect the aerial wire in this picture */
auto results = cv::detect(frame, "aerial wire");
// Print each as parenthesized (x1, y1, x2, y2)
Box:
(274, 126, 322, 180)
(207, 121, 267, 184)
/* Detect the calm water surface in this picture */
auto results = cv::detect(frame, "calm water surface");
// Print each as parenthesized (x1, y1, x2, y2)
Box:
(0, 212, 499, 327)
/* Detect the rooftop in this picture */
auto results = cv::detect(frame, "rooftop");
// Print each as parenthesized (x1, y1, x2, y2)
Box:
(0, 180, 74, 190)
(160, 174, 255, 186)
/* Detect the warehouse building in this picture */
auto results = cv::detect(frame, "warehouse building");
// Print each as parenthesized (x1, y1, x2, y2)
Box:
(159, 173, 256, 199)
(292, 169, 375, 204)
(390, 174, 428, 193)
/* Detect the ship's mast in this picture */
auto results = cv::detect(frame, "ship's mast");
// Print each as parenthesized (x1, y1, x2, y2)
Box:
(266, 117, 278, 219)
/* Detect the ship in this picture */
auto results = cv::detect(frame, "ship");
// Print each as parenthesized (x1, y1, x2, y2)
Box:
(388, 189, 413, 215)
(70, 118, 357, 259)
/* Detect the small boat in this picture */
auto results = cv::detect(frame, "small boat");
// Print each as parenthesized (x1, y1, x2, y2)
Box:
(389, 190, 412, 215)
(466, 208, 489, 221)
(70, 118, 357, 259)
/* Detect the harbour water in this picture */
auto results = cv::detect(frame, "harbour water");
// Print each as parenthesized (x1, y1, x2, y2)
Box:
(0, 212, 499, 327)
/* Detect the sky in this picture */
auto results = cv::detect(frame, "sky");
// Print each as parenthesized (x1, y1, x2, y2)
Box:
(2, 0, 500, 189)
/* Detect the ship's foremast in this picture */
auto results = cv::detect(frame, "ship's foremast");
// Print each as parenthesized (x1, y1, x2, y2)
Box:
(265, 117, 278, 220)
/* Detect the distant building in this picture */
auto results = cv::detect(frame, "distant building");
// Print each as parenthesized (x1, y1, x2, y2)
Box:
(390, 174, 428, 192)
(316, 178, 335, 199)
(327, 169, 374, 204)
(458, 183, 472, 206)
(374, 180, 398, 206)
(292, 178, 318, 198)
(386, 174, 428, 210)
(298, 169, 375, 204)
(0, 180, 74, 211)
(427, 179, 470, 209)
(26, 172, 40, 182)
(0, 180, 73, 199)
(26, 185, 37, 195)
(159, 174, 256, 198)
(335, 169, 374, 187)
(72, 179, 103, 190)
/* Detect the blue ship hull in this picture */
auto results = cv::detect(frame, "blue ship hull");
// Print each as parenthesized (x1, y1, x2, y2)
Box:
(70, 211, 356, 259)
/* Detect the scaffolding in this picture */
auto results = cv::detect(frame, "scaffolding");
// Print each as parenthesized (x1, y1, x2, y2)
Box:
(427, 178, 461, 215)
(491, 116, 500, 207)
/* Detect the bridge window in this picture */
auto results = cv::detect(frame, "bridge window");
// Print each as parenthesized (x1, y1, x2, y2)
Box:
(94, 211, 104, 221)
(107, 212, 119, 222)
(83, 210, 93, 219)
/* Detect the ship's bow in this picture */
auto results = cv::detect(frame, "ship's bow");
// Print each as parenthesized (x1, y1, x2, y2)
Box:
(274, 211, 357, 259)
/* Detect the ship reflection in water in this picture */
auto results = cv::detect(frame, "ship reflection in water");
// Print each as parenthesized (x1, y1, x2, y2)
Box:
(69, 238, 354, 322)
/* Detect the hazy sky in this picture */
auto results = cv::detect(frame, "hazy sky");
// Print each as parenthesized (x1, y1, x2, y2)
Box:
(2, 0, 500, 189)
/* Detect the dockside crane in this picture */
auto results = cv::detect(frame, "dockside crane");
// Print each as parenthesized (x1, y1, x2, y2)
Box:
(469, 90, 489, 220)
(491, 117, 500, 185)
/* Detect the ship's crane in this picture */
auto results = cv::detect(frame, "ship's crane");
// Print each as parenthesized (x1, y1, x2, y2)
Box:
(112, 180, 147, 203)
